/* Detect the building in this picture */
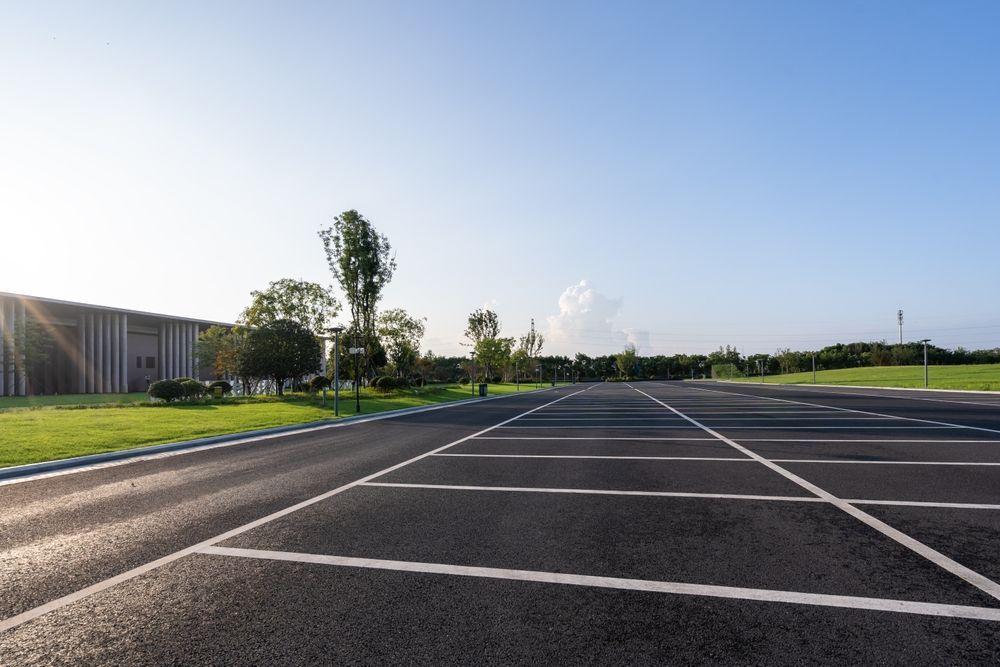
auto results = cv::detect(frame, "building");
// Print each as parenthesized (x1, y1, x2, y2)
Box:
(0, 292, 233, 396)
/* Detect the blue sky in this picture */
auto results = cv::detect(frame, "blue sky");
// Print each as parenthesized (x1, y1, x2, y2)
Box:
(2, 1, 998, 355)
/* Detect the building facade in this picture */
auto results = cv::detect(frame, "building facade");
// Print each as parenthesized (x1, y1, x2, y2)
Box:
(0, 292, 232, 396)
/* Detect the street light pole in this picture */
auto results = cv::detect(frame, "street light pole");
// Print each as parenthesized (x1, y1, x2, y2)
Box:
(331, 326, 344, 416)
(812, 353, 816, 384)
(515, 361, 519, 391)
(920, 339, 931, 388)
(470, 352, 476, 397)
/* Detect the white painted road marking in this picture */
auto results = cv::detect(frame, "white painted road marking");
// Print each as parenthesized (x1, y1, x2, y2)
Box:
(198, 546, 1000, 622)
(0, 386, 594, 634)
(631, 385, 1000, 602)
(362, 482, 819, 502)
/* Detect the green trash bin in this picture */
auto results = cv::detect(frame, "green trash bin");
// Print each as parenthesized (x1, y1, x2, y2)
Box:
(478, 383, 488, 397)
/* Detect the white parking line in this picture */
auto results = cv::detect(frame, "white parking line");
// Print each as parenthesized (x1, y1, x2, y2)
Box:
(631, 385, 1000, 603)
(0, 387, 594, 634)
(432, 454, 752, 461)
(434, 453, 1000, 466)
(199, 546, 1000, 622)
(362, 482, 818, 502)
(678, 385, 1000, 436)
(471, 436, 719, 441)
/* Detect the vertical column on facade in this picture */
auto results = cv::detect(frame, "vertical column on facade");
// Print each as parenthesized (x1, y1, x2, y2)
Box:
(17, 301, 27, 396)
(17, 312, 27, 395)
(180, 323, 187, 378)
(103, 314, 112, 392)
(111, 314, 120, 393)
(187, 323, 194, 378)
(96, 314, 105, 393)
(86, 313, 95, 393)
(78, 314, 87, 393)
(158, 322, 166, 382)
(193, 325, 200, 380)
(5, 301, 16, 396)
(173, 322, 181, 378)
(0, 297, 6, 397)
(120, 314, 128, 392)
(164, 322, 172, 379)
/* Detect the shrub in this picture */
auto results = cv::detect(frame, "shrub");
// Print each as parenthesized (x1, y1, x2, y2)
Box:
(460, 377, 470, 385)
(310, 376, 331, 391)
(174, 377, 195, 385)
(148, 379, 184, 402)
(180, 379, 207, 399)
(373, 376, 408, 393)
(208, 380, 233, 396)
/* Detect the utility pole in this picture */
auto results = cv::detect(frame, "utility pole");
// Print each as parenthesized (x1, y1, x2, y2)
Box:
(920, 339, 931, 388)
(331, 326, 344, 416)
(898, 309, 904, 345)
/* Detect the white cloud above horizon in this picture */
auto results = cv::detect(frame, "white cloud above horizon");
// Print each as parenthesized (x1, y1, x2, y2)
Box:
(544, 280, 651, 356)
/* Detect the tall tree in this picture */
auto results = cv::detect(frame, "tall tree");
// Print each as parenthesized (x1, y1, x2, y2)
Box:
(464, 308, 501, 346)
(319, 210, 396, 348)
(615, 344, 638, 380)
(378, 308, 426, 378)
(239, 279, 340, 335)
(239, 319, 321, 396)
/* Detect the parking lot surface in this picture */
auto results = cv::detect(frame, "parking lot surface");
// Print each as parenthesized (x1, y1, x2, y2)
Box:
(2, 381, 1000, 664)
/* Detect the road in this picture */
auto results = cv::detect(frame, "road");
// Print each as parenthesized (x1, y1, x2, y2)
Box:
(2, 381, 1000, 664)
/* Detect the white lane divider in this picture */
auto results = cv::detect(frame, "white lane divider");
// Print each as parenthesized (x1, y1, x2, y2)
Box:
(199, 546, 1000, 622)
(629, 384, 1000, 603)
(0, 386, 594, 634)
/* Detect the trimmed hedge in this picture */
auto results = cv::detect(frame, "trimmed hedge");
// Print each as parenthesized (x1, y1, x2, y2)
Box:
(148, 379, 184, 402)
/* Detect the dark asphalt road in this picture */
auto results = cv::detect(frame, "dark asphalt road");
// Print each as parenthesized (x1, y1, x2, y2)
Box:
(3, 381, 1000, 664)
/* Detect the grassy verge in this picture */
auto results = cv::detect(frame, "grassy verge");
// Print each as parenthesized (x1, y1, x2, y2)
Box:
(718, 364, 1000, 391)
(0, 383, 551, 469)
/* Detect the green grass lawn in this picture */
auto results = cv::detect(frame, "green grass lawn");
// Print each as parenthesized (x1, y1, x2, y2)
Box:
(719, 364, 1000, 391)
(0, 382, 550, 469)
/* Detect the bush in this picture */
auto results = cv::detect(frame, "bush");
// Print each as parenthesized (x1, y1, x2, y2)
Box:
(180, 379, 207, 399)
(173, 377, 195, 385)
(148, 379, 184, 402)
(373, 376, 408, 393)
(460, 377, 470, 385)
(208, 380, 233, 396)
(310, 376, 331, 391)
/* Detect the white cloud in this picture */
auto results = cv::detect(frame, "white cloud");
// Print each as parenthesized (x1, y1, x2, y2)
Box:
(545, 280, 650, 355)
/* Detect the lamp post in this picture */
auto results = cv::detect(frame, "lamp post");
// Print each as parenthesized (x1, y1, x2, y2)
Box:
(515, 361, 519, 391)
(919, 339, 931, 388)
(349, 335, 364, 413)
(536, 365, 542, 388)
(812, 353, 816, 384)
(330, 326, 344, 416)
(470, 351, 476, 397)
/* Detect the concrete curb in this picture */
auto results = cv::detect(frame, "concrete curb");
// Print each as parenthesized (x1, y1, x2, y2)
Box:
(0, 387, 554, 483)
(711, 380, 1000, 395)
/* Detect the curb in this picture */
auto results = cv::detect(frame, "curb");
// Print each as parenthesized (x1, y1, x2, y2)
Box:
(0, 388, 553, 483)
(711, 380, 1000, 395)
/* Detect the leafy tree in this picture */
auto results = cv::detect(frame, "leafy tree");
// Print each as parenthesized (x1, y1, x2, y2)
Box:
(464, 308, 501, 346)
(239, 319, 321, 395)
(475, 336, 514, 382)
(196, 325, 247, 380)
(615, 344, 638, 380)
(239, 279, 340, 335)
(319, 210, 396, 351)
(378, 308, 426, 377)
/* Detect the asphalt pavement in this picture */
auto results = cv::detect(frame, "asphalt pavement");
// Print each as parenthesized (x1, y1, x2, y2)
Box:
(2, 381, 1000, 665)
